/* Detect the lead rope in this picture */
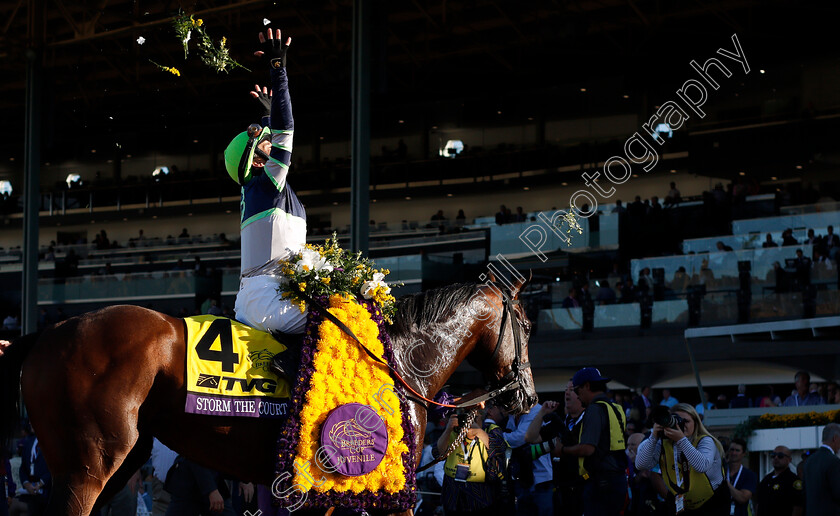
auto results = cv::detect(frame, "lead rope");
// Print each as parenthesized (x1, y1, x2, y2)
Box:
(417, 407, 479, 473)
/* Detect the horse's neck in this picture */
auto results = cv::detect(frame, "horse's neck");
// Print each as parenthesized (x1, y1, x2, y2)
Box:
(390, 324, 478, 401)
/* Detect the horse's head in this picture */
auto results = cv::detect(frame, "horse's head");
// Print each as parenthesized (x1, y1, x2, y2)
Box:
(472, 276, 538, 416)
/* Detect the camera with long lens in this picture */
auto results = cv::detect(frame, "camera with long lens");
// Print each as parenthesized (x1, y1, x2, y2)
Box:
(651, 406, 686, 438)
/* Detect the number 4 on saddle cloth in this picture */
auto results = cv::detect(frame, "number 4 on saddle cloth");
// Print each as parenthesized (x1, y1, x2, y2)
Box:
(183, 315, 300, 419)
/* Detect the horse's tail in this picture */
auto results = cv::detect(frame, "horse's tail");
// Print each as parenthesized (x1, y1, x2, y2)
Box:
(0, 332, 39, 447)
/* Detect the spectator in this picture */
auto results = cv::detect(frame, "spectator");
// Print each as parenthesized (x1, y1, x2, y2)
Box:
(431, 210, 446, 222)
(763, 233, 778, 248)
(151, 438, 177, 515)
(802, 423, 840, 515)
(505, 402, 554, 516)
(514, 206, 527, 222)
(19, 426, 51, 516)
(172, 259, 185, 271)
(1, 448, 16, 516)
(756, 446, 803, 516)
(727, 438, 758, 516)
(825, 225, 840, 260)
(496, 205, 508, 225)
(716, 393, 730, 409)
(716, 241, 734, 252)
(2, 314, 19, 331)
(620, 279, 636, 304)
(805, 228, 820, 246)
(523, 388, 585, 516)
(650, 196, 663, 217)
(628, 196, 645, 219)
(659, 389, 678, 408)
(695, 391, 715, 418)
(783, 371, 826, 407)
(729, 384, 752, 408)
(782, 229, 798, 247)
(456, 209, 467, 226)
(561, 288, 580, 309)
(757, 386, 781, 408)
(595, 281, 617, 305)
(632, 386, 653, 424)
(626, 432, 663, 516)
(179, 228, 190, 239)
(193, 257, 206, 277)
(612, 200, 626, 214)
(813, 248, 833, 272)
(664, 182, 681, 206)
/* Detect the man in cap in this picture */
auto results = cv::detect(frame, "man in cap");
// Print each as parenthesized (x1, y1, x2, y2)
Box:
(224, 28, 306, 376)
(553, 367, 627, 516)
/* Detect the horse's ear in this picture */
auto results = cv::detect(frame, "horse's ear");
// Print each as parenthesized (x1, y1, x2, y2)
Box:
(511, 270, 532, 300)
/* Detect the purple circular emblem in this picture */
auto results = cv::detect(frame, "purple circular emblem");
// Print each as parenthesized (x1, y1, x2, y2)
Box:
(320, 403, 388, 476)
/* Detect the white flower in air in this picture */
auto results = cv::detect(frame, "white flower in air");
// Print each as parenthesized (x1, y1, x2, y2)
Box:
(137, 37, 146, 45)
(263, 18, 271, 26)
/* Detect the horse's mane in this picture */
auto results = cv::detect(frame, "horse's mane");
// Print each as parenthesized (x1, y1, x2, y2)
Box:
(389, 283, 481, 338)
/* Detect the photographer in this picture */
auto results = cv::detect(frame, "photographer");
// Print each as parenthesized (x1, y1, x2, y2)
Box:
(636, 403, 728, 515)
(436, 407, 505, 515)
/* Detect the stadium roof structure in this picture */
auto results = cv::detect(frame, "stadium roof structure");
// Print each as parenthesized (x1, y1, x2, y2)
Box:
(2, 0, 839, 169)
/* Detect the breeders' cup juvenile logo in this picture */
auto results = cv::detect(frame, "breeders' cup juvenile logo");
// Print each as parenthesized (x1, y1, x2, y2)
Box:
(248, 348, 276, 373)
(320, 403, 388, 477)
(329, 418, 376, 455)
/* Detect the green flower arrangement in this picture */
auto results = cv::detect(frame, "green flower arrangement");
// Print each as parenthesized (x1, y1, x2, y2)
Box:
(276, 234, 401, 323)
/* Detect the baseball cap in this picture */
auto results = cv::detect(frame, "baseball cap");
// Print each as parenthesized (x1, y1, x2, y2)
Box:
(572, 367, 611, 388)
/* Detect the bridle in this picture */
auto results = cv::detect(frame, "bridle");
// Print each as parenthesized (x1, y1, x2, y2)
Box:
(479, 291, 532, 410)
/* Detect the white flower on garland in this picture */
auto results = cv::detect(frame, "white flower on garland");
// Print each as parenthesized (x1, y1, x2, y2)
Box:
(294, 248, 333, 274)
(137, 36, 146, 45)
(361, 272, 390, 300)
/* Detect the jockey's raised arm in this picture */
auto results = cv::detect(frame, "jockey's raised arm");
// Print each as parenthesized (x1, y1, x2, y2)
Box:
(224, 28, 307, 366)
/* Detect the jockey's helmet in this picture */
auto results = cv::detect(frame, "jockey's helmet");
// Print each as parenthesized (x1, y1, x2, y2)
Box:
(224, 124, 271, 185)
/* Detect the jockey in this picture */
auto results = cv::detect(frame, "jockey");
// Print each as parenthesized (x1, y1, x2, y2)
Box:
(224, 29, 307, 372)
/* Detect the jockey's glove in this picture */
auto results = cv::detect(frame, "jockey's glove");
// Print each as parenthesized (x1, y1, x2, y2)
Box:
(263, 32, 289, 69)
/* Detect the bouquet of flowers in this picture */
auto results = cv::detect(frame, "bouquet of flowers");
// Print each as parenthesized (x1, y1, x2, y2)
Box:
(277, 235, 400, 323)
(171, 11, 249, 73)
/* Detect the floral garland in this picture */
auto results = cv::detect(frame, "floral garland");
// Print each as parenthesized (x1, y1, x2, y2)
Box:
(733, 409, 840, 441)
(272, 295, 417, 511)
(277, 234, 400, 323)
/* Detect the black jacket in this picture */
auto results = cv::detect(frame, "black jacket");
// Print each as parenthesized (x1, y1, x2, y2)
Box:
(803, 446, 840, 516)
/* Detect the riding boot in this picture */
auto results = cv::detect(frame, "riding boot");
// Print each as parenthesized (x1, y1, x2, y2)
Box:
(268, 332, 303, 383)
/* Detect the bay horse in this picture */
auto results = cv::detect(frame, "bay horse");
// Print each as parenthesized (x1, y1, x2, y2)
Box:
(0, 280, 536, 516)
